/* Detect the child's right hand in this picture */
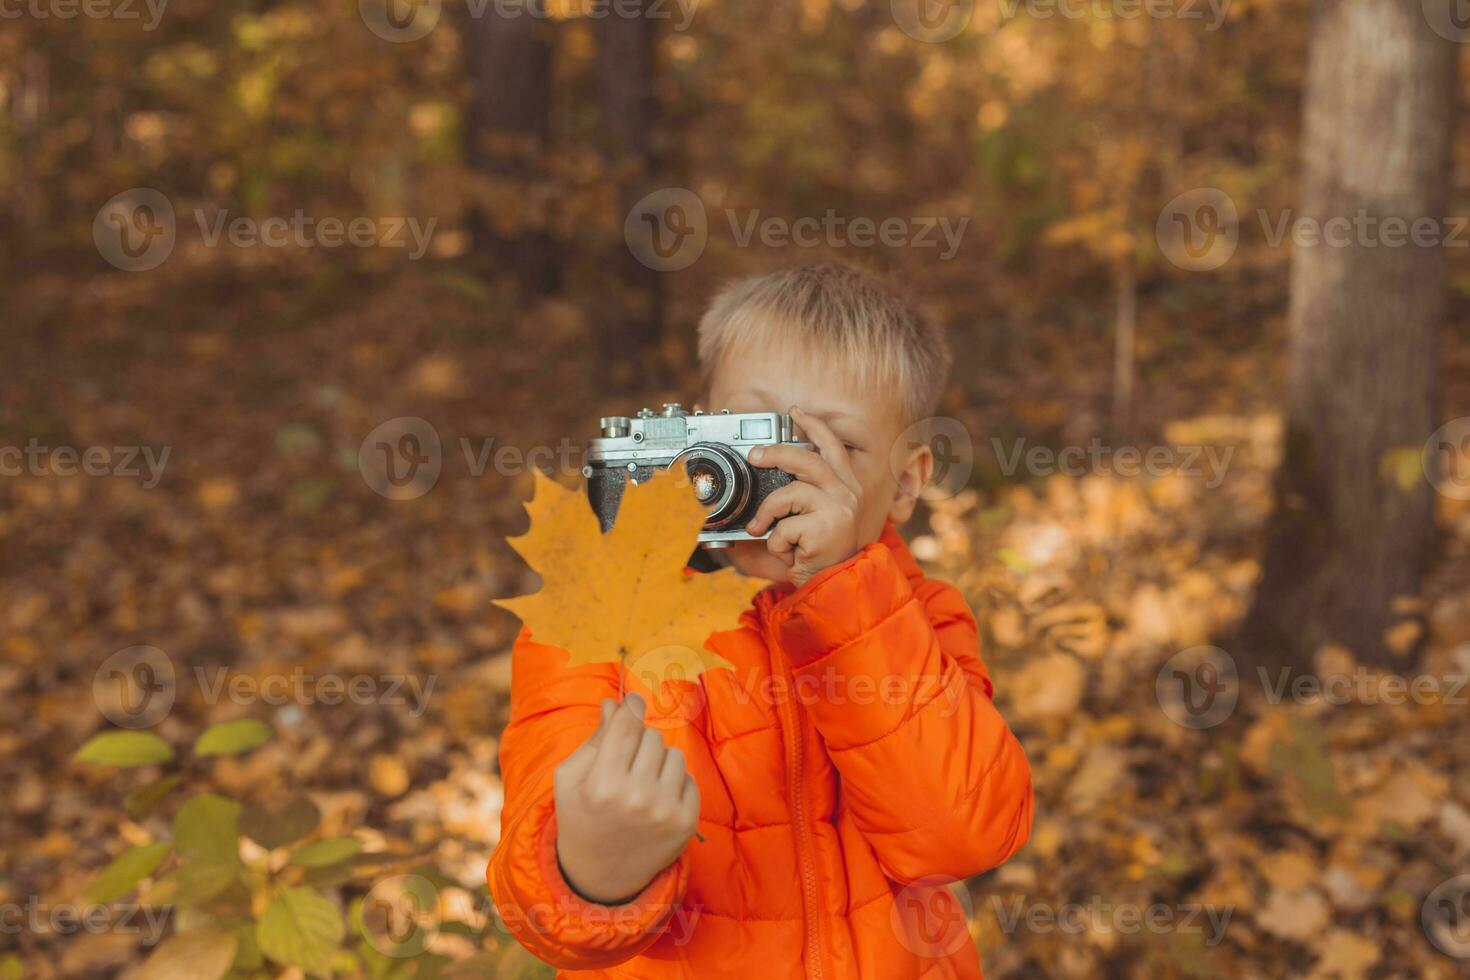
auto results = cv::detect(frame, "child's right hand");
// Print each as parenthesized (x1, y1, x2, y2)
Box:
(553, 694, 701, 905)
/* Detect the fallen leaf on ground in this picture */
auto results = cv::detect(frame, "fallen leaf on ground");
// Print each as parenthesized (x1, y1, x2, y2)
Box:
(1257, 887, 1330, 942)
(1306, 929, 1379, 980)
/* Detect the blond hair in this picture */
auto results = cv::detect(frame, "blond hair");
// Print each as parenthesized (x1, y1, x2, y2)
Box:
(696, 263, 951, 424)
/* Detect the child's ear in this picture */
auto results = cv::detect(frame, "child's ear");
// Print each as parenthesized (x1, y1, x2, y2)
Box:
(887, 441, 934, 524)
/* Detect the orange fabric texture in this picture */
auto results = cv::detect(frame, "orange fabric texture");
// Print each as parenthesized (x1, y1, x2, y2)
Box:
(488, 525, 1034, 979)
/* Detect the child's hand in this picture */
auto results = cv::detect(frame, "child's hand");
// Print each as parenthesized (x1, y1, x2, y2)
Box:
(745, 406, 863, 586)
(554, 694, 701, 905)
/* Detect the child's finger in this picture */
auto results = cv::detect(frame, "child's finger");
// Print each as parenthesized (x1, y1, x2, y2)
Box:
(767, 513, 817, 565)
(628, 726, 667, 786)
(679, 773, 702, 820)
(580, 697, 618, 750)
(594, 694, 647, 772)
(596, 697, 618, 733)
(747, 443, 843, 493)
(787, 407, 860, 493)
(657, 746, 687, 797)
(745, 481, 824, 536)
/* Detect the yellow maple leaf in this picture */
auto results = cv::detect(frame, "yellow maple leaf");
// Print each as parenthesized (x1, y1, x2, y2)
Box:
(493, 467, 764, 690)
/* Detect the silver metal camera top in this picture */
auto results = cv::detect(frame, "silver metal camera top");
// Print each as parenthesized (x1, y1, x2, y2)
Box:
(585, 406, 805, 468)
(624, 403, 734, 422)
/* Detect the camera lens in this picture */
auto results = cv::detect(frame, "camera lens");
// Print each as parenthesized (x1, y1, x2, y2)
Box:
(670, 444, 750, 530)
(690, 469, 720, 503)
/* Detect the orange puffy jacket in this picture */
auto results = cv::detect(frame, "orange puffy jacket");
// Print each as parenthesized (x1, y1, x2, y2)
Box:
(488, 525, 1034, 979)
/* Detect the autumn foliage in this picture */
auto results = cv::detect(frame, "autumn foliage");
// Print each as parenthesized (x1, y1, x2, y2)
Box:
(5, 0, 1470, 978)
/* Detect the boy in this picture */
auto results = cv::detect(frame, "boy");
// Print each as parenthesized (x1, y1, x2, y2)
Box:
(489, 263, 1034, 978)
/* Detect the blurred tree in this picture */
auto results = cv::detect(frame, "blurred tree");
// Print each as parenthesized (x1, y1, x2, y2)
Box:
(596, 1, 662, 387)
(1242, 0, 1456, 665)
(463, 9, 559, 295)
(1, 51, 48, 260)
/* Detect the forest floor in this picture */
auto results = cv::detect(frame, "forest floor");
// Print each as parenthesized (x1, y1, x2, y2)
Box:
(4, 256, 1470, 979)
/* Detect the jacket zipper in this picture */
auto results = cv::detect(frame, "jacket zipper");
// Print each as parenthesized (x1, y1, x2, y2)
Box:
(773, 629, 825, 980)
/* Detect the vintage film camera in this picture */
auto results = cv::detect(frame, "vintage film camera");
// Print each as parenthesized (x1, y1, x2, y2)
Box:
(584, 403, 812, 547)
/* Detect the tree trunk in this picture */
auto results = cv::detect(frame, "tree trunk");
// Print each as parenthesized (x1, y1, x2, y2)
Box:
(3, 50, 49, 262)
(462, 9, 557, 296)
(597, 3, 662, 389)
(1111, 258, 1137, 436)
(1241, 0, 1454, 667)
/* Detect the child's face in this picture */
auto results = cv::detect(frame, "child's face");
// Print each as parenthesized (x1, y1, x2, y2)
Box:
(702, 342, 933, 584)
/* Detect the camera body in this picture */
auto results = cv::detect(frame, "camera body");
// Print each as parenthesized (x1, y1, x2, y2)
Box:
(584, 403, 812, 547)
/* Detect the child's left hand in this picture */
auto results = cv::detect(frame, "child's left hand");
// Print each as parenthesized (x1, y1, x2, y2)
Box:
(745, 406, 864, 586)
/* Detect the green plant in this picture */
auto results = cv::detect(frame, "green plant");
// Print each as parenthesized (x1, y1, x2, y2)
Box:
(74, 722, 456, 979)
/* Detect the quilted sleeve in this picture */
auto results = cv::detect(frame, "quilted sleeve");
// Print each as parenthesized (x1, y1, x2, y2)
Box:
(487, 628, 690, 970)
(768, 544, 1034, 884)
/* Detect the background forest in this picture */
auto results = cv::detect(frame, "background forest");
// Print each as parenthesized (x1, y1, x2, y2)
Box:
(4, 0, 1470, 977)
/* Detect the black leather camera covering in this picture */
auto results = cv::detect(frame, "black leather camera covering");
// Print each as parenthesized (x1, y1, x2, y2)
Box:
(586, 461, 796, 536)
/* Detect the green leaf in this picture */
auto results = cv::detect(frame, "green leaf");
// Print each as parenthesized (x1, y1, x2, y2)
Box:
(171, 905, 212, 934)
(995, 547, 1034, 572)
(444, 953, 503, 980)
(290, 837, 363, 868)
(434, 270, 492, 303)
(90, 841, 171, 904)
(1379, 445, 1424, 492)
(239, 795, 320, 850)
(1165, 926, 1226, 980)
(1268, 715, 1348, 820)
(331, 949, 363, 975)
(289, 476, 338, 516)
(275, 422, 323, 457)
(139, 927, 238, 980)
(256, 886, 346, 978)
(74, 730, 174, 768)
(155, 860, 240, 906)
(173, 794, 242, 867)
(303, 856, 369, 890)
(125, 774, 184, 819)
(232, 921, 264, 971)
(357, 938, 393, 980)
(194, 719, 273, 758)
